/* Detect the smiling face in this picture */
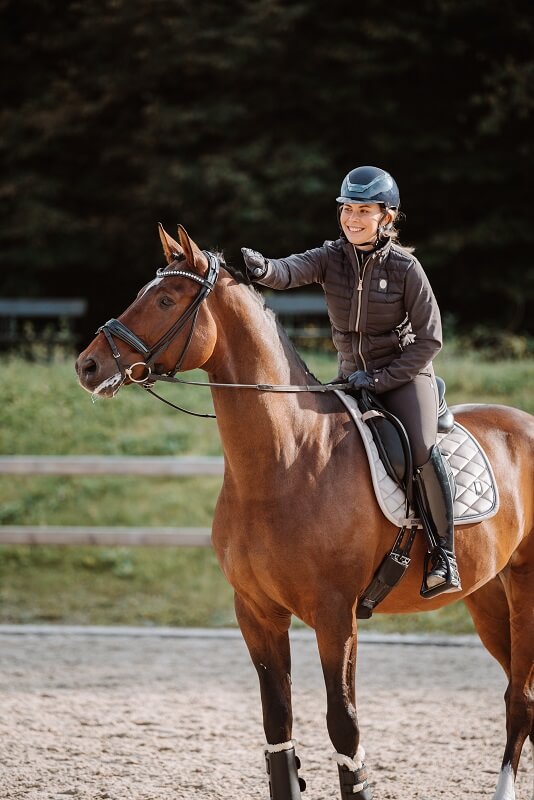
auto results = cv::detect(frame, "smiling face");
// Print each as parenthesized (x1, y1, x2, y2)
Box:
(339, 202, 393, 248)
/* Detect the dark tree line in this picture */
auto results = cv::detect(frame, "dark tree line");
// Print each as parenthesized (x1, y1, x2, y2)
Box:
(1, 0, 533, 337)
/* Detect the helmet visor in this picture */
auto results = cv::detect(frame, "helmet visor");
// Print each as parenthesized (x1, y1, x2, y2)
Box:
(337, 171, 397, 206)
(346, 172, 393, 196)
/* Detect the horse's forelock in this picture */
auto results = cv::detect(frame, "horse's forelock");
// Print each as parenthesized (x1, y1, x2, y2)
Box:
(165, 252, 187, 268)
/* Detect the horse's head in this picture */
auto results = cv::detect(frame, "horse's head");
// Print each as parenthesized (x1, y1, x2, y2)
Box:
(76, 225, 219, 397)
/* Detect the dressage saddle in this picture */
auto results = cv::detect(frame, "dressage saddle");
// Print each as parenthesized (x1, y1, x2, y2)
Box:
(353, 377, 456, 619)
(356, 376, 454, 501)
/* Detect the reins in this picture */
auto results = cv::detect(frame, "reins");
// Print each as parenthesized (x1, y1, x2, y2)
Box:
(141, 374, 351, 418)
(150, 372, 350, 392)
(96, 250, 350, 418)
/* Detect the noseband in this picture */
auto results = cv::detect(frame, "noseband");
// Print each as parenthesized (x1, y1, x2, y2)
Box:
(97, 251, 220, 384)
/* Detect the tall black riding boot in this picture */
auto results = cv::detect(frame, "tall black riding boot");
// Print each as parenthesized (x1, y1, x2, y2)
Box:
(415, 445, 462, 598)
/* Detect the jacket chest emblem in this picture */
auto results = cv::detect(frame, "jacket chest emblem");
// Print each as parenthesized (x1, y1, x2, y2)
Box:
(378, 278, 388, 291)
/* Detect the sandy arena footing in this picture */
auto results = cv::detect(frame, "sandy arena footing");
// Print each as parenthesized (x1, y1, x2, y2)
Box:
(0, 627, 531, 799)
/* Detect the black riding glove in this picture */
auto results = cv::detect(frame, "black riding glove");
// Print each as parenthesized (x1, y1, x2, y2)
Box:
(241, 248, 270, 280)
(347, 370, 376, 390)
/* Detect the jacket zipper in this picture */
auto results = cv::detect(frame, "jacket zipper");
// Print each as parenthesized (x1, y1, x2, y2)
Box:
(353, 246, 372, 370)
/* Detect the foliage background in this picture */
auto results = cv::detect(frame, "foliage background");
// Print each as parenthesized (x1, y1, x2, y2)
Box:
(1, 0, 533, 337)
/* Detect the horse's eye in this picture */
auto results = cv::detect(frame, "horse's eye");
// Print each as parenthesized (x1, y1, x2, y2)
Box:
(159, 295, 174, 308)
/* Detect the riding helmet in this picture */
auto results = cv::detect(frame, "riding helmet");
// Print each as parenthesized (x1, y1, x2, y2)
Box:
(337, 166, 400, 209)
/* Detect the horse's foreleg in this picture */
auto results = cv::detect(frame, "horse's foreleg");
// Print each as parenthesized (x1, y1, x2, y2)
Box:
(315, 606, 372, 800)
(234, 592, 305, 800)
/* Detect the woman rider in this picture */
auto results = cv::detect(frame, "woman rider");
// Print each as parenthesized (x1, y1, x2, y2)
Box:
(241, 165, 461, 598)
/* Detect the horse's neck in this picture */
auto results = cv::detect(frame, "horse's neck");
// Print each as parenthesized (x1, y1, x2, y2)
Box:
(205, 281, 329, 476)
(208, 284, 305, 382)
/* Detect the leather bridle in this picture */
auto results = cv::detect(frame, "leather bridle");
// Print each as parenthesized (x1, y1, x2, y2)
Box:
(97, 250, 220, 386)
(95, 249, 349, 417)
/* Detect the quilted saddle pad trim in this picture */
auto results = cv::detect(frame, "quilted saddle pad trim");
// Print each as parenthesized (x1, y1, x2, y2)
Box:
(333, 390, 500, 528)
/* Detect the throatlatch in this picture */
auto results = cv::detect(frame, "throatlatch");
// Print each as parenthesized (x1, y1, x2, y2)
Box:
(264, 742, 306, 799)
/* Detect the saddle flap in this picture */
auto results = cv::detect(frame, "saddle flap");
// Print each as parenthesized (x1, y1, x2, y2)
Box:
(357, 389, 411, 493)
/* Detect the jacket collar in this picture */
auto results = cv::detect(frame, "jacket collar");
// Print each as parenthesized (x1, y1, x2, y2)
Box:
(341, 236, 392, 263)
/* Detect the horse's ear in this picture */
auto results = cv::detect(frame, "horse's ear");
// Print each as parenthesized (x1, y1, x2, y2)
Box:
(177, 225, 208, 272)
(158, 223, 183, 265)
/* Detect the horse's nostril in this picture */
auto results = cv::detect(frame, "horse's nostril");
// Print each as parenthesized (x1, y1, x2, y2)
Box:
(80, 357, 98, 376)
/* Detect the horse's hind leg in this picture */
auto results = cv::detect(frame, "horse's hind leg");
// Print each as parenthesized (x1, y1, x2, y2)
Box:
(315, 603, 372, 800)
(467, 565, 534, 799)
(234, 593, 305, 800)
(464, 575, 514, 798)
(464, 574, 511, 677)
(498, 562, 534, 800)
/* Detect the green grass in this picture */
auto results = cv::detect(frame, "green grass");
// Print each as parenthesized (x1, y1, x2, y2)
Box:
(0, 545, 235, 626)
(1, 350, 532, 631)
(0, 543, 475, 633)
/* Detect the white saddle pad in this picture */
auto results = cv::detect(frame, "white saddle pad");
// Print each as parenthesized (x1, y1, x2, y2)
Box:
(334, 390, 499, 528)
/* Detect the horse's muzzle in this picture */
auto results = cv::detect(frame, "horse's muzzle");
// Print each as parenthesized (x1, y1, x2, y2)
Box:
(75, 353, 120, 396)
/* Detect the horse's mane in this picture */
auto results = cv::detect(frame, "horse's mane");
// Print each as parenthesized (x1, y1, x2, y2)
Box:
(221, 257, 250, 286)
(221, 256, 320, 385)
(275, 317, 321, 385)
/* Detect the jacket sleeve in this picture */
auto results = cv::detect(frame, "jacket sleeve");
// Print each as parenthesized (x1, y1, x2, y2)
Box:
(372, 259, 442, 394)
(255, 246, 327, 289)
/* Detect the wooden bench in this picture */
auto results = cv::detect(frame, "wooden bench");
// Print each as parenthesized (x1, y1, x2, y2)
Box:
(0, 298, 87, 357)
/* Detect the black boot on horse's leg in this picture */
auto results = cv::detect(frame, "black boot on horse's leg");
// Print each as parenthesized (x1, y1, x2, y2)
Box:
(333, 748, 373, 800)
(415, 445, 462, 598)
(265, 743, 306, 799)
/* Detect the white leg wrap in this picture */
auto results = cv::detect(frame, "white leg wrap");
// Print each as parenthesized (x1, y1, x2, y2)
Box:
(492, 763, 515, 800)
(265, 739, 296, 754)
(332, 744, 365, 771)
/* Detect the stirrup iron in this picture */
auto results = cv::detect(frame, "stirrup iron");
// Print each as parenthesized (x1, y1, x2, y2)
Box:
(420, 546, 461, 598)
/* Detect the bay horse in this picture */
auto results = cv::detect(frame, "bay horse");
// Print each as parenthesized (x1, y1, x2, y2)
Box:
(76, 225, 534, 800)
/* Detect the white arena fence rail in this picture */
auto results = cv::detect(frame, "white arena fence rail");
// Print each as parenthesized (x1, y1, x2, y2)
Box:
(0, 455, 224, 547)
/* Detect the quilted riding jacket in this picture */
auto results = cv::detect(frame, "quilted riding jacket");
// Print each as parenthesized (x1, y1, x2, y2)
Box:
(257, 237, 442, 394)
